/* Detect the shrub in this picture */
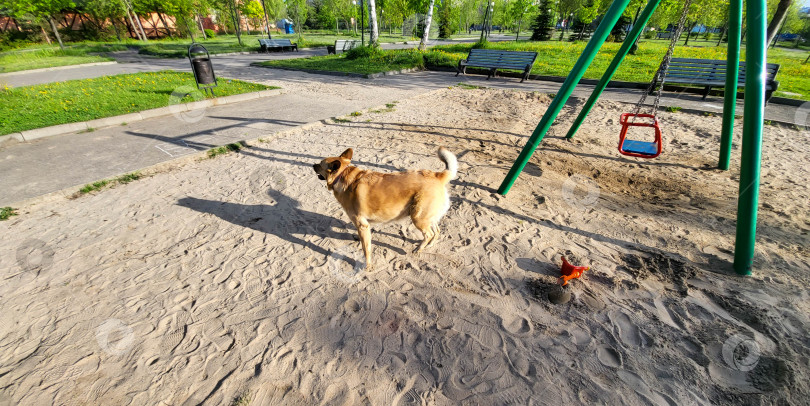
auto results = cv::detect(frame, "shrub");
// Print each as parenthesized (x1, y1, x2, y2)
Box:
(531, 0, 555, 41)
(423, 50, 458, 67)
(643, 31, 656, 40)
(204, 29, 216, 38)
(345, 45, 385, 60)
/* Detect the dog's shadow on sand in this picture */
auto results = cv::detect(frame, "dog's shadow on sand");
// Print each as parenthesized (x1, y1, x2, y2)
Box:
(177, 189, 406, 260)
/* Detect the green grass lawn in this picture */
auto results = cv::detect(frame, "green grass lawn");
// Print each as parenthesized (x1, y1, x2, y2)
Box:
(257, 48, 426, 75)
(0, 44, 127, 73)
(257, 40, 810, 100)
(0, 71, 274, 135)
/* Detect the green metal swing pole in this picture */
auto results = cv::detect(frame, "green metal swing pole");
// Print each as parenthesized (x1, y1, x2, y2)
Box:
(718, 0, 743, 170)
(733, 0, 766, 276)
(498, 0, 632, 195)
(564, 0, 662, 140)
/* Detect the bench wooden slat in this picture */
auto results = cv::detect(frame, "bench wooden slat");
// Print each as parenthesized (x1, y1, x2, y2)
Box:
(662, 58, 780, 101)
(457, 48, 538, 82)
(258, 38, 297, 52)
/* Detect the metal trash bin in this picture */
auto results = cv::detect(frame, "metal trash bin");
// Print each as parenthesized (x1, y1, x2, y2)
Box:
(188, 43, 217, 95)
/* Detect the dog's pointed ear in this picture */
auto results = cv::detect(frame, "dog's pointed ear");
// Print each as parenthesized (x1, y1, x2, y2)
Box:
(340, 148, 353, 160)
(329, 161, 341, 172)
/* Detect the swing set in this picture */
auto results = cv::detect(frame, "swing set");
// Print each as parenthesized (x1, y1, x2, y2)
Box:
(497, 0, 767, 276)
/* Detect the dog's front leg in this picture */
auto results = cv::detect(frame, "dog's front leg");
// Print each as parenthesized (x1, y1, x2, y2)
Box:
(355, 218, 373, 270)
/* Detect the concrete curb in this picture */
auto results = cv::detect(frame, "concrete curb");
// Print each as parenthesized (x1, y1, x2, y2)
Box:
(6, 117, 332, 209)
(0, 61, 118, 77)
(11, 88, 283, 142)
(3, 92, 448, 208)
(251, 63, 422, 79)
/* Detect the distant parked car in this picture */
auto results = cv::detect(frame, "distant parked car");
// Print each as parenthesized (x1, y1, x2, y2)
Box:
(776, 33, 804, 42)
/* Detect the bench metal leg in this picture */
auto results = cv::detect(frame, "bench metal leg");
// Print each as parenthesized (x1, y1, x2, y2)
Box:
(702, 86, 711, 100)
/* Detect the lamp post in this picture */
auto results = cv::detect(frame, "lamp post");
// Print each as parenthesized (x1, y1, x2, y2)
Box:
(489, 2, 495, 39)
(359, 0, 366, 46)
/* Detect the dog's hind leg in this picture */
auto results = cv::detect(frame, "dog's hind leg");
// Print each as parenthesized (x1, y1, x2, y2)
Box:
(426, 223, 440, 248)
(413, 218, 436, 253)
(356, 218, 373, 269)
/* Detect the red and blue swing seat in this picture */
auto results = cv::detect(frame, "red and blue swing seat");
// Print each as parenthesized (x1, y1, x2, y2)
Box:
(618, 112, 663, 158)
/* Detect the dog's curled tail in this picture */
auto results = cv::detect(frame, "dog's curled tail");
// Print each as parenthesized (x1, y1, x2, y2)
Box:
(438, 147, 458, 182)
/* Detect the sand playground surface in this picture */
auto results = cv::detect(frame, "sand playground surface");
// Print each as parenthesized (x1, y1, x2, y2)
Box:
(1, 86, 809, 405)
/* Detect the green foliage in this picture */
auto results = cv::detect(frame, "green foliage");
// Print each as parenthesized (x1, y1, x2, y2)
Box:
(345, 45, 385, 59)
(259, 48, 426, 74)
(610, 14, 631, 42)
(0, 71, 273, 135)
(0, 47, 115, 73)
(0, 207, 18, 221)
(204, 28, 216, 38)
(207, 142, 243, 158)
(79, 179, 110, 194)
(77, 171, 141, 195)
(437, 0, 459, 38)
(115, 172, 141, 184)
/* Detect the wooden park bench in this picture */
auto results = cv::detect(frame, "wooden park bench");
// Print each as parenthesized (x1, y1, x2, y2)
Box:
(656, 31, 672, 39)
(327, 39, 361, 55)
(258, 38, 298, 52)
(456, 49, 538, 82)
(657, 58, 781, 102)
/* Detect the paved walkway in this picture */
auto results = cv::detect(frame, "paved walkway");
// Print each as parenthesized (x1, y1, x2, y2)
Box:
(1, 49, 806, 206)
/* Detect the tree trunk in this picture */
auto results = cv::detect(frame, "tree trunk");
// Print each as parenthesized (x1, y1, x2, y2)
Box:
(716, 24, 726, 46)
(197, 14, 207, 39)
(111, 19, 122, 41)
(182, 15, 195, 41)
(516, 17, 522, 41)
(683, 21, 697, 46)
(419, 0, 435, 50)
(134, 12, 149, 40)
(260, 0, 272, 38)
(229, 0, 243, 46)
(47, 17, 64, 50)
(157, 13, 174, 38)
(368, 0, 379, 46)
(40, 24, 52, 45)
(766, 0, 792, 46)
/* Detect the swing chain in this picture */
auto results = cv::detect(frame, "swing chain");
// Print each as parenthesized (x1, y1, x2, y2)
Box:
(634, 0, 693, 118)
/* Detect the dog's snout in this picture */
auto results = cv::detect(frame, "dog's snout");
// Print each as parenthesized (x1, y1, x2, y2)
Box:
(313, 163, 319, 172)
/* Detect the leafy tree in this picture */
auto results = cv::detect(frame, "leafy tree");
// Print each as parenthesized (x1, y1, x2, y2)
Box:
(368, 0, 380, 45)
(530, 0, 554, 41)
(286, 0, 307, 41)
(418, 0, 435, 49)
(574, 0, 601, 38)
(438, 0, 459, 38)
(767, 0, 793, 45)
(508, 0, 535, 39)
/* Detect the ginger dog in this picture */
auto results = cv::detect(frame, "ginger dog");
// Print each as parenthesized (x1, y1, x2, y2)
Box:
(313, 147, 457, 269)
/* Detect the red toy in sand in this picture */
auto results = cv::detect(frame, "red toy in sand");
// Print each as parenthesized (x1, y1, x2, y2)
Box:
(559, 256, 589, 286)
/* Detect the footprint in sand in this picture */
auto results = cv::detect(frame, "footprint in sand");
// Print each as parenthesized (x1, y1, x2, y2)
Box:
(609, 311, 644, 348)
(501, 315, 531, 336)
(597, 346, 623, 368)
